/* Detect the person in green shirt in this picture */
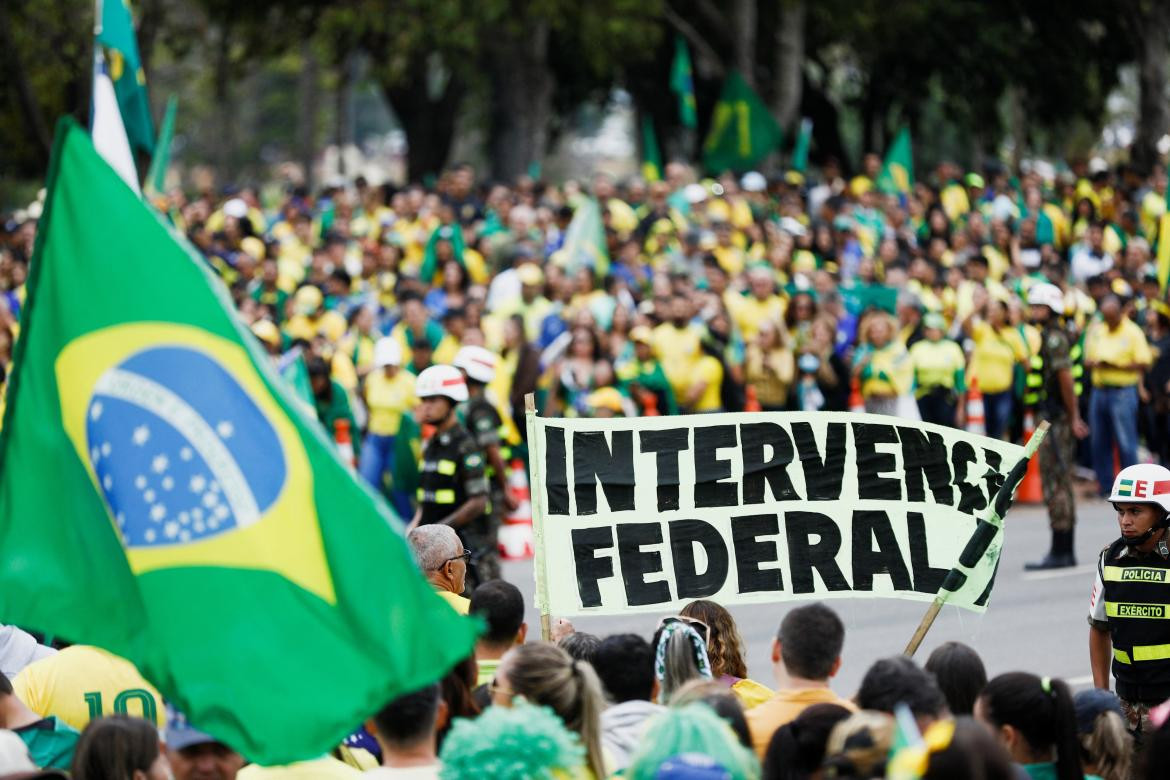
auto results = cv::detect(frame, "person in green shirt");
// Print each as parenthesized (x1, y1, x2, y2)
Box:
(307, 355, 360, 459)
(976, 672, 1096, 780)
(0, 671, 79, 770)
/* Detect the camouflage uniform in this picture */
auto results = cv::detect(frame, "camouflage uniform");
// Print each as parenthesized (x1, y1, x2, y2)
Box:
(460, 396, 505, 583)
(1037, 323, 1076, 533)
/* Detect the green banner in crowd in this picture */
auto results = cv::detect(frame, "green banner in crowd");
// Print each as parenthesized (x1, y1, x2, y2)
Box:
(791, 117, 813, 174)
(670, 35, 697, 130)
(702, 71, 783, 174)
(0, 120, 476, 764)
(96, 0, 154, 156)
(877, 126, 914, 196)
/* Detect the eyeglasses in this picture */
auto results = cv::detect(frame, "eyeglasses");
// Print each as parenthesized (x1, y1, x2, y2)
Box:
(444, 549, 472, 567)
(657, 615, 711, 645)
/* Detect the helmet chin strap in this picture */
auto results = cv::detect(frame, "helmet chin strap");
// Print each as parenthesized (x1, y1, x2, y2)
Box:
(1123, 511, 1170, 547)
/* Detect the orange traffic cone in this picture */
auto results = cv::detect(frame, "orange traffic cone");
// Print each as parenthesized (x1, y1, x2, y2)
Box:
(849, 378, 865, 413)
(499, 458, 534, 560)
(642, 391, 660, 417)
(966, 379, 986, 435)
(333, 418, 356, 467)
(1017, 409, 1043, 503)
(745, 385, 762, 412)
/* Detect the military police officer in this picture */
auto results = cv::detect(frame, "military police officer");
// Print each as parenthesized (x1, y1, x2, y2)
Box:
(452, 345, 517, 583)
(1025, 283, 1090, 570)
(410, 364, 490, 589)
(1088, 463, 1170, 741)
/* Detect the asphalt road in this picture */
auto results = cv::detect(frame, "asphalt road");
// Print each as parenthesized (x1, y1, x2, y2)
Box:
(499, 499, 1117, 697)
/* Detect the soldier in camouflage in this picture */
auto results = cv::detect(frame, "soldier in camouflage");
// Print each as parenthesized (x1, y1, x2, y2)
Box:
(1025, 283, 1090, 570)
(453, 346, 518, 583)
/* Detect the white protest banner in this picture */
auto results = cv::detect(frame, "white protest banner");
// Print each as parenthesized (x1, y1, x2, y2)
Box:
(525, 410, 1025, 618)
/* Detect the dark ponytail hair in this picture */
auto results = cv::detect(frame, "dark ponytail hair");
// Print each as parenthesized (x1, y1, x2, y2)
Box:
(979, 672, 1080, 780)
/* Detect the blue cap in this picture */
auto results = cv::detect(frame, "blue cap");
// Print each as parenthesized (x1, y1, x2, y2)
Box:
(1073, 688, 1124, 735)
(654, 754, 731, 780)
(165, 704, 219, 751)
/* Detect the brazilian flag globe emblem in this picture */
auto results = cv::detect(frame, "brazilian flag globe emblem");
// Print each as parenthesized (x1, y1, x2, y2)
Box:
(0, 121, 478, 763)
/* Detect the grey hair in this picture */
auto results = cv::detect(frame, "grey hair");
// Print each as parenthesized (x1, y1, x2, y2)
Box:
(407, 525, 460, 571)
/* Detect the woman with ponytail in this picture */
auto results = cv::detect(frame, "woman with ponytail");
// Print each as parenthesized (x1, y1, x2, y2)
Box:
(975, 672, 1087, 780)
(490, 642, 608, 778)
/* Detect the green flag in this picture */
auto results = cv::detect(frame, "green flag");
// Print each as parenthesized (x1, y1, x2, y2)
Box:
(791, 117, 813, 173)
(0, 121, 476, 763)
(702, 71, 783, 174)
(557, 198, 609, 278)
(144, 94, 177, 198)
(877, 126, 914, 196)
(669, 36, 697, 130)
(96, 0, 154, 156)
(641, 114, 663, 182)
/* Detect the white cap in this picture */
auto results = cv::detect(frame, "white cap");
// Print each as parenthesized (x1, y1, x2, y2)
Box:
(453, 345, 498, 384)
(373, 337, 402, 368)
(416, 364, 468, 403)
(223, 198, 248, 218)
(684, 183, 708, 204)
(1110, 463, 1170, 513)
(741, 171, 767, 192)
(1027, 283, 1065, 314)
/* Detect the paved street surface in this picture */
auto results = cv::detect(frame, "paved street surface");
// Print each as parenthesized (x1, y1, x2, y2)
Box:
(500, 499, 1116, 697)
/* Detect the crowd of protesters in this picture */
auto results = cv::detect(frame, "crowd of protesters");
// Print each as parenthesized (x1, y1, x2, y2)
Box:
(5, 151, 1170, 775)
(0, 589, 1165, 779)
(6, 155, 1170, 496)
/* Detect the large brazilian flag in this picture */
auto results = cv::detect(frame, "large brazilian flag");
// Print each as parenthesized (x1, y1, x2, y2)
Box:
(0, 121, 477, 763)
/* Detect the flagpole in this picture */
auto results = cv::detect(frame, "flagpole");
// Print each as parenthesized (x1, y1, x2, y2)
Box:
(903, 421, 1050, 657)
(524, 394, 553, 642)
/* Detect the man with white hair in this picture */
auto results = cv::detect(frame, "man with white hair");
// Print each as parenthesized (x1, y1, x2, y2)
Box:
(408, 525, 470, 615)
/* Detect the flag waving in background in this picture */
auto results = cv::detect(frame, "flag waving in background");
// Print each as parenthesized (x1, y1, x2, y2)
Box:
(0, 120, 478, 764)
(96, 0, 154, 157)
(702, 71, 783, 174)
(791, 117, 813, 174)
(669, 35, 697, 130)
(641, 114, 663, 182)
(877, 127, 914, 196)
(556, 198, 610, 278)
(1157, 155, 1170, 296)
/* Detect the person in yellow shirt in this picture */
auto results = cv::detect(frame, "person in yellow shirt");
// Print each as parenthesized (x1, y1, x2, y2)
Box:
(407, 525, 470, 615)
(909, 313, 966, 428)
(687, 354, 726, 413)
(359, 338, 417, 513)
(745, 604, 855, 760)
(963, 297, 1027, 440)
(852, 313, 915, 418)
(733, 266, 787, 342)
(283, 286, 346, 344)
(744, 320, 795, 410)
(237, 756, 363, 779)
(653, 296, 706, 403)
(13, 645, 164, 731)
(1085, 294, 1153, 494)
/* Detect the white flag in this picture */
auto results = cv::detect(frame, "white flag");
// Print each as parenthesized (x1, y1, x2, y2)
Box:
(91, 51, 141, 194)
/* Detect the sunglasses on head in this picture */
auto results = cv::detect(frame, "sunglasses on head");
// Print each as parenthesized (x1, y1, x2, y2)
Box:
(657, 615, 711, 645)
